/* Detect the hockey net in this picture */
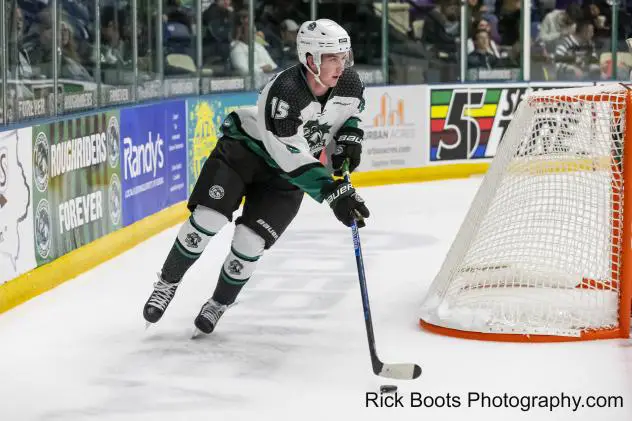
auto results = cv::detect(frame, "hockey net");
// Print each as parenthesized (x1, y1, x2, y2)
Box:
(420, 84, 632, 341)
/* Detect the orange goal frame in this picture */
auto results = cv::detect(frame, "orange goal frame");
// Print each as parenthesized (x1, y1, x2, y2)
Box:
(419, 90, 632, 342)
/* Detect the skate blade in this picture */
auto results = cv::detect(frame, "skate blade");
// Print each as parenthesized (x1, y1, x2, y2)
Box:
(191, 328, 204, 339)
(145, 321, 153, 330)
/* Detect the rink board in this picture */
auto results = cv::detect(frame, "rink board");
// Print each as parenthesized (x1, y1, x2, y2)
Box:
(0, 163, 488, 315)
(2, 80, 606, 314)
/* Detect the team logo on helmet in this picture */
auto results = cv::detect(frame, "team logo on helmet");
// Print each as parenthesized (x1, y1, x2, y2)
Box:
(307, 22, 317, 30)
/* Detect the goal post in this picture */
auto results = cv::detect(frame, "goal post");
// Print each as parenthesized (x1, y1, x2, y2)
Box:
(420, 84, 632, 342)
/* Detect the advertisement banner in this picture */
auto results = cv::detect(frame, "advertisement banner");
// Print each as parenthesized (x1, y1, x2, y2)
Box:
(187, 92, 257, 194)
(428, 83, 594, 163)
(0, 128, 36, 284)
(356, 85, 427, 172)
(429, 84, 529, 163)
(120, 101, 187, 226)
(32, 112, 122, 265)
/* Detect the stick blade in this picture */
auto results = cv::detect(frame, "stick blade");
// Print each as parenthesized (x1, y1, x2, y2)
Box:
(377, 363, 422, 380)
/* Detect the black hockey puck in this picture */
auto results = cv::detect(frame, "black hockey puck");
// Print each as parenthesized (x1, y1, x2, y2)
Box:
(380, 385, 398, 393)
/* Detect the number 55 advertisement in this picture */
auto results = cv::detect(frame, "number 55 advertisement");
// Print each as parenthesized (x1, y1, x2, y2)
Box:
(428, 83, 592, 163)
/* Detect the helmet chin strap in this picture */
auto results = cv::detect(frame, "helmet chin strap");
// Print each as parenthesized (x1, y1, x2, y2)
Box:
(313, 73, 327, 88)
(305, 60, 327, 88)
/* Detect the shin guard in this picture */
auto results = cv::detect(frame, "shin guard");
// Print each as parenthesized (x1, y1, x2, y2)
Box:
(211, 224, 265, 304)
(161, 206, 229, 283)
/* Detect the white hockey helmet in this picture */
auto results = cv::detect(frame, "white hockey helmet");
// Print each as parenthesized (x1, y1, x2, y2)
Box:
(297, 19, 353, 80)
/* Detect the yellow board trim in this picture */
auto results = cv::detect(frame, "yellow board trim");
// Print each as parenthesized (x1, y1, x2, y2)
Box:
(350, 163, 489, 187)
(0, 162, 489, 314)
(0, 202, 189, 314)
(506, 156, 612, 174)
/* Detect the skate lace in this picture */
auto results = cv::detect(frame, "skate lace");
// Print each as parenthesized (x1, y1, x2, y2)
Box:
(199, 300, 228, 325)
(147, 276, 179, 311)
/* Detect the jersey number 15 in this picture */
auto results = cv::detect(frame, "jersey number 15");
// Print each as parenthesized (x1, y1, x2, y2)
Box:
(271, 97, 290, 119)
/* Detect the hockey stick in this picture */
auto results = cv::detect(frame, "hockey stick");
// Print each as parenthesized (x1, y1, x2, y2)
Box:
(342, 162, 422, 380)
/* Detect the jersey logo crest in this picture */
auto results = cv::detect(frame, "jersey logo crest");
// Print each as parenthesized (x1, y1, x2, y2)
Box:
(303, 121, 332, 153)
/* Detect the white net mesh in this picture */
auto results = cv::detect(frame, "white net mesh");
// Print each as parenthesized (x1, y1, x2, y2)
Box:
(420, 85, 627, 337)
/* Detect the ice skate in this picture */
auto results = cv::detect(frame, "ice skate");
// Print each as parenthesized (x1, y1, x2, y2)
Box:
(192, 298, 229, 336)
(143, 273, 181, 325)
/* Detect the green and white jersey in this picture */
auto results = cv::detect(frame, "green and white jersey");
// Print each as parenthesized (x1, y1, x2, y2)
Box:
(223, 64, 365, 202)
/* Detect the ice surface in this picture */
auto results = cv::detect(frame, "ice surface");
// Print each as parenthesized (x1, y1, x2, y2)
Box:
(1, 179, 630, 421)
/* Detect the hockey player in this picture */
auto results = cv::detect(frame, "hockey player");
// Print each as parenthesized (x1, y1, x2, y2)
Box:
(142, 19, 370, 335)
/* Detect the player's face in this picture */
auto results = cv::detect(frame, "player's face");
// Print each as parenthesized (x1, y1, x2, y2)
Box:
(319, 53, 348, 87)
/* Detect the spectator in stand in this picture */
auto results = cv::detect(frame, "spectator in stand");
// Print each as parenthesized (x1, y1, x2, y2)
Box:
(95, 6, 126, 67)
(58, 19, 93, 81)
(93, 6, 135, 86)
(23, 7, 53, 75)
(538, 0, 557, 18)
(229, 9, 277, 77)
(118, 9, 134, 64)
(582, 1, 609, 40)
(165, 0, 193, 30)
(22, 9, 93, 82)
(269, 18, 299, 69)
(202, 0, 234, 71)
(497, 0, 521, 46)
(6, 4, 35, 101)
(422, 0, 460, 53)
(467, 0, 485, 16)
(422, 0, 461, 81)
(468, 30, 499, 69)
(257, 0, 299, 33)
(554, 21, 599, 80)
(539, 3, 583, 44)
(7, 5, 34, 81)
(467, 18, 501, 57)
(467, 0, 501, 43)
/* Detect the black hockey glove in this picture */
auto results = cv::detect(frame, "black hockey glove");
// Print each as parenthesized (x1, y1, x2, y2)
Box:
(331, 127, 364, 176)
(324, 179, 370, 228)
